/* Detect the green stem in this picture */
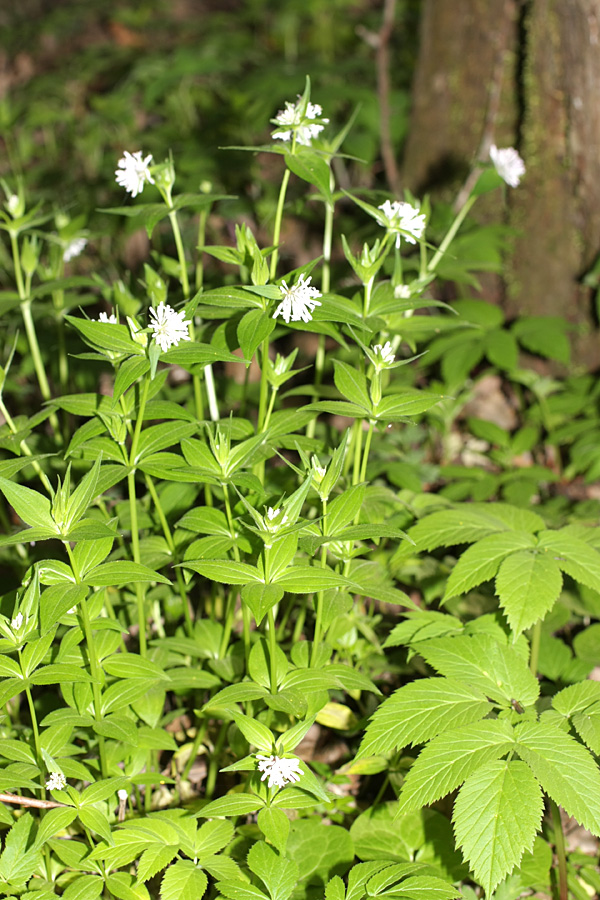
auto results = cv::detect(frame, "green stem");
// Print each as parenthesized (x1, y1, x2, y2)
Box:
(205, 721, 228, 800)
(196, 207, 208, 293)
(363, 276, 375, 318)
(219, 483, 241, 657)
(270, 167, 292, 280)
(550, 799, 568, 900)
(144, 474, 193, 636)
(529, 619, 542, 676)
(257, 335, 271, 434)
(359, 421, 375, 484)
(267, 607, 278, 694)
(128, 377, 151, 656)
(168, 209, 189, 299)
(0, 398, 53, 493)
(310, 499, 328, 666)
(182, 719, 207, 782)
(427, 195, 476, 275)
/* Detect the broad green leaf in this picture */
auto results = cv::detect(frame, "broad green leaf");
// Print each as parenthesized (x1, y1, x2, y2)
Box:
(102, 679, 161, 714)
(94, 714, 137, 745)
(33, 807, 78, 849)
(230, 711, 274, 750)
(103, 654, 168, 680)
(350, 804, 413, 862)
(80, 777, 129, 806)
(453, 759, 543, 897)
(515, 720, 600, 835)
(285, 151, 333, 204)
(29, 664, 92, 685)
(333, 361, 371, 410)
(537, 530, 600, 594)
(495, 550, 563, 634)
(358, 677, 491, 758)
(274, 566, 353, 592)
(257, 808, 290, 854)
(397, 719, 515, 815)
(552, 681, 600, 717)
(61, 875, 104, 900)
(105, 872, 151, 900)
(406, 504, 545, 553)
(218, 883, 270, 900)
(195, 819, 234, 857)
(326, 484, 366, 535)
(443, 532, 537, 601)
(84, 561, 171, 586)
(137, 844, 179, 882)
(238, 309, 276, 361)
(380, 875, 461, 899)
(197, 793, 265, 818)
(286, 819, 354, 890)
(375, 392, 443, 420)
(0, 476, 55, 530)
(417, 634, 539, 707)
(241, 583, 284, 626)
(78, 806, 113, 845)
(183, 559, 262, 584)
(204, 683, 268, 709)
(572, 705, 600, 755)
(135, 422, 197, 462)
(325, 875, 345, 900)
(161, 859, 208, 900)
(247, 840, 299, 900)
(40, 584, 88, 633)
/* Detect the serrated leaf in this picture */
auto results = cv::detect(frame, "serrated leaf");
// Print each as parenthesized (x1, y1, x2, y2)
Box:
(453, 759, 543, 897)
(515, 720, 600, 835)
(61, 875, 104, 900)
(137, 843, 179, 883)
(247, 840, 299, 900)
(443, 532, 537, 601)
(397, 719, 515, 815)
(417, 634, 539, 707)
(257, 808, 290, 854)
(407, 504, 545, 553)
(537, 530, 600, 594)
(358, 677, 491, 758)
(106, 872, 151, 900)
(161, 859, 208, 900)
(495, 550, 562, 634)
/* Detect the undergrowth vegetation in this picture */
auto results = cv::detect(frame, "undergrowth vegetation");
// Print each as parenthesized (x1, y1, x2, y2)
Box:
(1, 11, 600, 898)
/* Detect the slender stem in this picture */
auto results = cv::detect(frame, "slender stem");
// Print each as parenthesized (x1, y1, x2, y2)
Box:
(267, 607, 278, 694)
(352, 420, 364, 486)
(196, 207, 208, 293)
(263, 385, 278, 432)
(311, 499, 328, 665)
(363, 275, 375, 318)
(360, 421, 375, 483)
(219, 483, 241, 657)
(270, 168, 292, 280)
(0, 398, 53, 493)
(20, 661, 43, 785)
(204, 363, 220, 421)
(128, 376, 151, 655)
(550, 799, 568, 900)
(428, 194, 476, 275)
(168, 209, 189, 299)
(257, 335, 271, 433)
(205, 721, 227, 799)
(529, 619, 542, 676)
(182, 719, 207, 782)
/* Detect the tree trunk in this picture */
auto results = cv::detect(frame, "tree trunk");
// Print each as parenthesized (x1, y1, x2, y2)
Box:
(402, 0, 600, 368)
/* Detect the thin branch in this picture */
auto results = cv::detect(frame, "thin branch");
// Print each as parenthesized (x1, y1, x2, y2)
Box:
(357, 0, 399, 194)
(0, 792, 66, 809)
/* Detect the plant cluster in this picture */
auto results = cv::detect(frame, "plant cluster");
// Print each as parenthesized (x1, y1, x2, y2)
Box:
(0, 75, 599, 900)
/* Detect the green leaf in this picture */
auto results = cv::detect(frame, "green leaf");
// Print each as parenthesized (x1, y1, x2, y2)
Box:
(536, 530, 600, 594)
(274, 566, 353, 593)
(417, 634, 539, 708)
(33, 807, 78, 849)
(495, 550, 563, 634)
(285, 151, 333, 204)
(443, 532, 537, 601)
(0, 475, 55, 530)
(326, 484, 366, 534)
(333, 361, 371, 410)
(406, 504, 545, 553)
(84, 561, 171, 586)
(137, 844, 180, 883)
(257, 808, 290, 854)
(350, 804, 414, 863)
(136, 422, 197, 462)
(106, 872, 151, 900)
(231, 711, 274, 750)
(94, 714, 137, 745)
(161, 860, 208, 900)
(197, 793, 265, 818)
(247, 840, 299, 900)
(397, 719, 515, 815)
(358, 677, 491, 758)
(453, 759, 543, 897)
(375, 392, 443, 421)
(78, 806, 113, 845)
(102, 679, 161, 714)
(218, 883, 270, 900)
(183, 559, 263, 584)
(241, 583, 284, 626)
(286, 819, 354, 889)
(515, 720, 600, 835)
(238, 309, 275, 361)
(29, 664, 92, 685)
(103, 654, 168, 680)
(40, 584, 88, 633)
(61, 875, 105, 900)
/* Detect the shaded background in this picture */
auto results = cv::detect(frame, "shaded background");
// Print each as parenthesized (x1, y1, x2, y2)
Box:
(2, 0, 600, 366)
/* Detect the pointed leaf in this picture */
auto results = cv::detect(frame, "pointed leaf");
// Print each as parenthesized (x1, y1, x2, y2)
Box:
(247, 840, 299, 900)
(84, 561, 171, 586)
(453, 759, 543, 897)
(515, 720, 600, 835)
(0, 476, 55, 530)
(183, 560, 262, 584)
(161, 859, 208, 900)
(397, 719, 515, 815)
(495, 550, 562, 634)
(443, 532, 536, 601)
(358, 677, 491, 758)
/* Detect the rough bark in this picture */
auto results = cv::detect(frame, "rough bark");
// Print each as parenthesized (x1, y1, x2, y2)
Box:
(402, 0, 600, 368)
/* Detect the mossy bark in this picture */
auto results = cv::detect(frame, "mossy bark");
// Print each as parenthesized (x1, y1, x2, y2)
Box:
(402, 0, 600, 367)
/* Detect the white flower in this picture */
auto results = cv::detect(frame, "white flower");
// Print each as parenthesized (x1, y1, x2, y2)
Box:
(46, 772, 66, 791)
(394, 284, 411, 299)
(273, 274, 322, 324)
(115, 151, 155, 198)
(63, 237, 87, 262)
(97, 311, 118, 324)
(149, 302, 191, 352)
(256, 755, 304, 789)
(489, 145, 526, 188)
(313, 464, 326, 478)
(372, 341, 395, 365)
(272, 99, 329, 147)
(10, 613, 23, 632)
(378, 200, 426, 248)
(265, 507, 288, 530)
(117, 789, 128, 801)
(6, 195, 20, 216)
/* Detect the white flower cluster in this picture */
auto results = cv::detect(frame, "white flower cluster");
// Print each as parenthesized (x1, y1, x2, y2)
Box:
(115, 151, 155, 198)
(97, 311, 118, 324)
(63, 237, 88, 263)
(273, 275, 322, 324)
(265, 507, 288, 531)
(46, 772, 66, 791)
(372, 341, 395, 366)
(272, 99, 329, 147)
(378, 200, 426, 248)
(256, 754, 304, 789)
(489, 145, 526, 188)
(149, 302, 191, 352)
(11, 613, 24, 632)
